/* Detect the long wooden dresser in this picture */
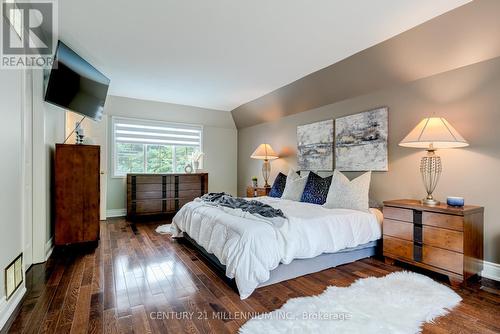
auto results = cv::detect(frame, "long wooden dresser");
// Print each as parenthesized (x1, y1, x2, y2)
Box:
(127, 173, 208, 220)
(383, 199, 484, 285)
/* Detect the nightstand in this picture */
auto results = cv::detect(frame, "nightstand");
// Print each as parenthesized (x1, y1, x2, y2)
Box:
(382, 199, 484, 285)
(246, 186, 271, 197)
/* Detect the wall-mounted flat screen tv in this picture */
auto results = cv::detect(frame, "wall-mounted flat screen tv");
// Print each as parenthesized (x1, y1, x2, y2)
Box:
(44, 41, 110, 121)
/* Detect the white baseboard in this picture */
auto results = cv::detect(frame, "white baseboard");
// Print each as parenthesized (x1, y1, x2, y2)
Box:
(45, 237, 54, 261)
(0, 285, 26, 331)
(482, 260, 500, 282)
(106, 208, 126, 218)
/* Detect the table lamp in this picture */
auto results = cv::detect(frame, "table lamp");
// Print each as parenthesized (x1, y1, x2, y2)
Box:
(251, 144, 279, 187)
(399, 117, 468, 205)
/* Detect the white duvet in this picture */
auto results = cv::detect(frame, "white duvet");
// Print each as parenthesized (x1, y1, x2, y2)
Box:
(171, 197, 382, 299)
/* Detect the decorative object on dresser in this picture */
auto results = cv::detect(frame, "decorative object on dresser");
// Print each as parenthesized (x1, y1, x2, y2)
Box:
(191, 150, 204, 172)
(184, 164, 193, 174)
(127, 173, 208, 220)
(250, 144, 279, 187)
(335, 107, 388, 171)
(447, 196, 465, 207)
(251, 176, 258, 188)
(246, 186, 271, 198)
(297, 119, 334, 170)
(55, 144, 100, 246)
(399, 117, 469, 205)
(383, 199, 483, 285)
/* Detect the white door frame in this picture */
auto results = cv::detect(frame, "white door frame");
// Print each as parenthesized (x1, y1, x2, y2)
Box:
(31, 68, 52, 264)
(21, 68, 34, 271)
(99, 117, 108, 220)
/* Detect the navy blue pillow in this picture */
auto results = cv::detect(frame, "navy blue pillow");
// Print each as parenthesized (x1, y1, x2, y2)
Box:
(268, 172, 287, 198)
(300, 172, 332, 205)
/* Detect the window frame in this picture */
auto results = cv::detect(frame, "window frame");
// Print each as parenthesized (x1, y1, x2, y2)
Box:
(3, 0, 23, 39)
(111, 116, 204, 178)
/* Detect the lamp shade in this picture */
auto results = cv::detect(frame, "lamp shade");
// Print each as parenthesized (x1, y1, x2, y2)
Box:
(251, 144, 279, 160)
(399, 117, 469, 150)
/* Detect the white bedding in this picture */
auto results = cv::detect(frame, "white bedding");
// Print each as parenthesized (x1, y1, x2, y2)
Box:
(171, 196, 382, 299)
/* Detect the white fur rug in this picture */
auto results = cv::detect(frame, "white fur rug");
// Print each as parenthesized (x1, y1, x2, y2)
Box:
(239, 271, 461, 334)
(155, 224, 172, 234)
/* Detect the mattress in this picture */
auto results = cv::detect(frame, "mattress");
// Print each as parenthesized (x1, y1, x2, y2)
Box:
(172, 197, 382, 299)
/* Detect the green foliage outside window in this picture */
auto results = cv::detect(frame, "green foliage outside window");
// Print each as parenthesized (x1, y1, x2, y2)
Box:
(146, 145, 173, 173)
(116, 143, 145, 174)
(175, 146, 195, 173)
(116, 143, 197, 175)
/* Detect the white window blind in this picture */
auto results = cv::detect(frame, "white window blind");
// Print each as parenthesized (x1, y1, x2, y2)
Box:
(112, 117, 202, 177)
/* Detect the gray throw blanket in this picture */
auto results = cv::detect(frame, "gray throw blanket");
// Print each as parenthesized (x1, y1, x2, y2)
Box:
(200, 193, 286, 221)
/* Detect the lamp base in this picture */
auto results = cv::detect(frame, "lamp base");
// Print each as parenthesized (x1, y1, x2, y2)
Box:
(420, 150, 442, 207)
(262, 159, 271, 188)
(422, 198, 440, 206)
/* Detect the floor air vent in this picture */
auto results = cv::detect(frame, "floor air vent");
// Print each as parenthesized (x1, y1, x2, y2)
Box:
(5, 253, 23, 300)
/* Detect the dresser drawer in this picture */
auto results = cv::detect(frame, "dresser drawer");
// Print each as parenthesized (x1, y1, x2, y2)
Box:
(383, 236, 413, 260)
(383, 206, 413, 222)
(134, 200, 163, 213)
(133, 191, 163, 200)
(180, 175, 205, 183)
(130, 175, 164, 184)
(422, 245, 463, 274)
(423, 226, 463, 253)
(423, 212, 463, 231)
(247, 187, 270, 197)
(383, 219, 413, 241)
(179, 189, 202, 199)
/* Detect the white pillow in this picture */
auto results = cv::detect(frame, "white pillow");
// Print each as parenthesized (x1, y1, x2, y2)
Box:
(323, 170, 371, 212)
(281, 169, 309, 201)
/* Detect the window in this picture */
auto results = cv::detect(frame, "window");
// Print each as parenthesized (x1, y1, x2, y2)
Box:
(4, 0, 23, 38)
(112, 117, 202, 177)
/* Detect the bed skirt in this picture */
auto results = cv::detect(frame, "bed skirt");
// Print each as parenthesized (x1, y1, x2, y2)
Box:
(180, 233, 380, 292)
(259, 240, 379, 287)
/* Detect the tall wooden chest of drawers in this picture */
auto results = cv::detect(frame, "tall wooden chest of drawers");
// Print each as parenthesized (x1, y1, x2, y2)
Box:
(383, 199, 484, 285)
(127, 173, 208, 220)
(55, 144, 100, 245)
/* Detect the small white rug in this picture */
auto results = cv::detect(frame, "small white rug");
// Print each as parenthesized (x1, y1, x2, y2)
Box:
(155, 224, 172, 234)
(239, 271, 461, 334)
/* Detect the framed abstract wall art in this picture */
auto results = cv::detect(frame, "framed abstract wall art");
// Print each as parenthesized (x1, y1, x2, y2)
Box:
(297, 119, 334, 171)
(335, 107, 388, 171)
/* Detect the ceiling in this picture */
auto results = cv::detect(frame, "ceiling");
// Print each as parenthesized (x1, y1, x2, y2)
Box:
(232, 0, 500, 128)
(59, 0, 470, 111)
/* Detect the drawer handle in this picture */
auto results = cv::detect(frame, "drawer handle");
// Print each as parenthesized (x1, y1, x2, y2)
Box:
(414, 244, 422, 262)
(413, 210, 422, 225)
(414, 225, 422, 243)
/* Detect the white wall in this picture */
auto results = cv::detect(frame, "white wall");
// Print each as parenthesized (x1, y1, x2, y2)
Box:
(32, 69, 65, 263)
(104, 95, 237, 213)
(0, 69, 24, 326)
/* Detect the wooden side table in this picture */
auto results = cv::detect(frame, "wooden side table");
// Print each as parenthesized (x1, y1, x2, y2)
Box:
(382, 199, 484, 285)
(246, 186, 271, 198)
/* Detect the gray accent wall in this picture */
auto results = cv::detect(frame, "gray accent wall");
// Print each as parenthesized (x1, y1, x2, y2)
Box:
(237, 56, 500, 264)
(104, 96, 237, 212)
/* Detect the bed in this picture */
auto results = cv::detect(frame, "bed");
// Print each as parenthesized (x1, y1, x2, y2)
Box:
(171, 196, 382, 299)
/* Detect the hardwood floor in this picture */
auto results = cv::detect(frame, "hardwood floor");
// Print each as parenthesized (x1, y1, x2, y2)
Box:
(4, 218, 500, 334)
